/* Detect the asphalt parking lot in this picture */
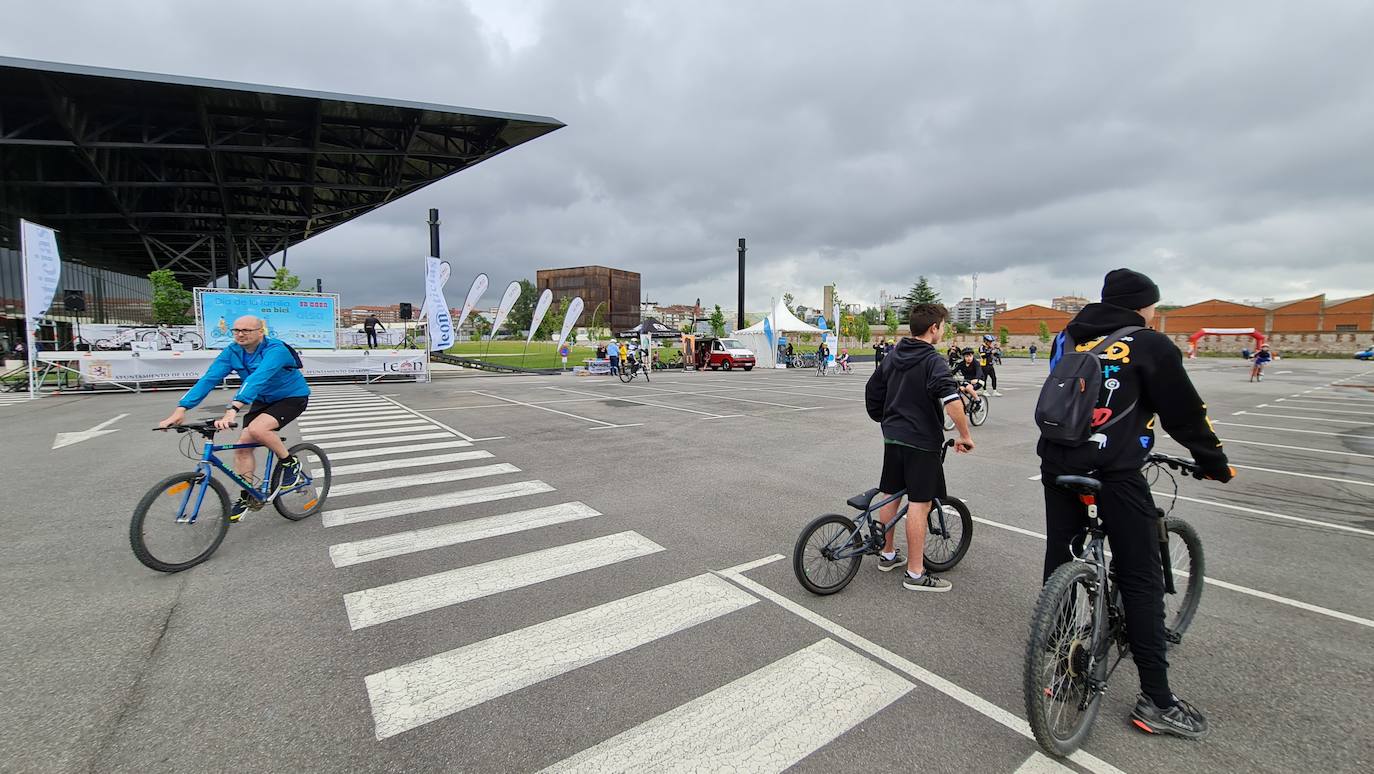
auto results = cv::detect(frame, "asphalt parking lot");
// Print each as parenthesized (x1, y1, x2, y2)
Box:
(1, 356, 1370, 773)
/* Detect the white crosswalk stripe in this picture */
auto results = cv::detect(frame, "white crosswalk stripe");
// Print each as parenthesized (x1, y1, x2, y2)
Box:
(364, 573, 757, 739)
(322, 481, 555, 527)
(302, 407, 414, 420)
(315, 432, 455, 450)
(345, 530, 664, 630)
(328, 464, 520, 498)
(327, 502, 601, 568)
(303, 424, 438, 442)
(322, 440, 473, 460)
(299, 416, 431, 432)
(542, 638, 912, 774)
(316, 450, 493, 477)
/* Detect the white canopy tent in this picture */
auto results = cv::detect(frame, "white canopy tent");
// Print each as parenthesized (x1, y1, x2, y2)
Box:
(731, 299, 826, 368)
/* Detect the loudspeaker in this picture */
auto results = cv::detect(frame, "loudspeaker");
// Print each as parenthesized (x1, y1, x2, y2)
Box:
(63, 289, 87, 312)
(398, 302, 413, 321)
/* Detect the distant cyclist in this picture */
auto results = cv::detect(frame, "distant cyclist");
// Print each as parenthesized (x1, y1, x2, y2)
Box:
(1249, 344, 1273, 382)
(158, 315, 310, 523)
(952, 348, 985, 398)
(978, 338, 1002, 396)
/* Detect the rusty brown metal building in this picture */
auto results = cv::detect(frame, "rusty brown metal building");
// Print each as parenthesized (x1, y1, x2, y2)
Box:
(536, 265, 641, 331)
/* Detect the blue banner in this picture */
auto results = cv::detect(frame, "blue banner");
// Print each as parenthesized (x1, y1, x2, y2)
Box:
(200, 291, 337, 349)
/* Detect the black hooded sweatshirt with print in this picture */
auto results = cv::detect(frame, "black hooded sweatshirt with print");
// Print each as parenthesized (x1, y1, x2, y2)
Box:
(865, 337, 960, 451)
(1038, 303, 1229, 480)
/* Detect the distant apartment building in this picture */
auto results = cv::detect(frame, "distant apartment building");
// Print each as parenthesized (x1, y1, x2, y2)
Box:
(1050, 295, 1090, 314)
(951, 297, 1006, 326)
(653, 303, 699, 329)
(536, 265, 641, 331)
(876, 289, 906, 313)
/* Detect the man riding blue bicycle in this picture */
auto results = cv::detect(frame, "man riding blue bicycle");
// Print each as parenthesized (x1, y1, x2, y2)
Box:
(159, 315, 311, 523)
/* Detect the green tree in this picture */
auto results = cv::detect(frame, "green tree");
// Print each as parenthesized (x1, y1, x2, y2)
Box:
(854, 315, 871, 343)
(680, 323, 694, 334)
(955, 322, 971, 334)
(782, 292, 795, 310)
(709, 304, 727, 337)
(1038, 321, 1052, 343)
(862, 306, 881, 324)
(470, 313, 492, 340)
(883, 306, 899, 333)
(999, 327, 1010, 346)
(905, 276, 941, 310)
(536, 295, 567, 341)
(505, 279, 538, 335)
(149, 269, 194, 324)
(269, 267, 301, 291)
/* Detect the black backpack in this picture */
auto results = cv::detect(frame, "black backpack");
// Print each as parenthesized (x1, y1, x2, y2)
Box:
(1034, 326, 1142, 446)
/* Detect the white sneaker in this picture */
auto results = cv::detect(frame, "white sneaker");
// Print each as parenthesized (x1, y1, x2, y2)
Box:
(992, 390, 1003, 397)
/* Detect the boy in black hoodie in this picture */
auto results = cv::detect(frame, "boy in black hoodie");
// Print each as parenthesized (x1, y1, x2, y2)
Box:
(1040, 268, 1232, 740)
(865, 303, 975, 592)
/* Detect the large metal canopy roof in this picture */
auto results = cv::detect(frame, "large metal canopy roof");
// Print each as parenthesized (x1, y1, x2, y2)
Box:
(0, 56, 564, 287)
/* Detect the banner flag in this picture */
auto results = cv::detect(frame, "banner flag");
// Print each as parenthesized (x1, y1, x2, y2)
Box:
(526, 289, 554, 344)
(453, 273, 489, 339)
(20, 219, 61, 398)
(489, 280, 523, 340)
(423, 258, 455, 350)
(763, 315, 774, 348)
(557, 297, 584, 349)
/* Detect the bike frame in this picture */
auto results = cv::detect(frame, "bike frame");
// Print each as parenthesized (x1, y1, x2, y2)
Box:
(168, 439, 286, 525)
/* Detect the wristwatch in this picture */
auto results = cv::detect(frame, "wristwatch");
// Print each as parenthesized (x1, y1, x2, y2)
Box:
(225, 402, 241, 412)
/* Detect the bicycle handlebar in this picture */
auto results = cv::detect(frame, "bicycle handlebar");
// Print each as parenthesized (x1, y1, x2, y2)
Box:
(1146, 452, 1208, 479)
(153, 420, 237, 436)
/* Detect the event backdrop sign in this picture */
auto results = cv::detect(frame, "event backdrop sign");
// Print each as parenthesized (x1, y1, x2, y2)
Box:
(198, 290, 337, 349)
(63, 349, 425, 383)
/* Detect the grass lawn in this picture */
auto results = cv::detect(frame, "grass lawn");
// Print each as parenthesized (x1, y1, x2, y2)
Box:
(442, 341, 691, 370)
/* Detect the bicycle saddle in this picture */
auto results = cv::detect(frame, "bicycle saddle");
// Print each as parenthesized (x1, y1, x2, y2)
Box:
(847, 488, 880, 511)
(1054, 475, 1102, 495)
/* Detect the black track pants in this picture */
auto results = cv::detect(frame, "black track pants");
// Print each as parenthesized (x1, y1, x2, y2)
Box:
(1041, 470, 1172, 705)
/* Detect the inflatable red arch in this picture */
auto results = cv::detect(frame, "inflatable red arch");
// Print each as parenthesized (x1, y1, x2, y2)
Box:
(1186, 327, 1266, 358)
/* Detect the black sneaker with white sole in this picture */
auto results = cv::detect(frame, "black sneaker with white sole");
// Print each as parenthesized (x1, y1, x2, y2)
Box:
(877, 549, 906, 572)
(1129, 694, 1210, 739)
(903, 572, 952, 592)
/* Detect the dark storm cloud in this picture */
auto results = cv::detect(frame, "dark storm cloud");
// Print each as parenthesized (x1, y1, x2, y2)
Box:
(4, 0, 1372, 311)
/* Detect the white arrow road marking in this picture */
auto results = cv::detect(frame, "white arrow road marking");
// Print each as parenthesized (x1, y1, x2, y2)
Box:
(52, 413, 128, 449)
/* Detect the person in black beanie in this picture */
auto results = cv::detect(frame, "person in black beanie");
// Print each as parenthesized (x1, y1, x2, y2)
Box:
(1039, 267, 1233, 740)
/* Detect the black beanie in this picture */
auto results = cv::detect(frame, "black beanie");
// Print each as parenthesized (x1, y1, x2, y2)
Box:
(1101, 268, 1161, 310)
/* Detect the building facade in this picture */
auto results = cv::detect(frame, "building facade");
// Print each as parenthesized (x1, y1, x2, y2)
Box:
(536, 265, 641, 331)
(951, 297, 1006, 327)
(1050, 295, 1090, 314)
(1, 245, 154, 352)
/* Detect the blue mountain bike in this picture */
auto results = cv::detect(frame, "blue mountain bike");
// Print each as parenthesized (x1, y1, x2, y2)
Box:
(131, 420, 332, 572)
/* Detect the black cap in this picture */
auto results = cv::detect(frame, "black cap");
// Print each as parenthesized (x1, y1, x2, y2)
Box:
(1101, 268, 1161, 310)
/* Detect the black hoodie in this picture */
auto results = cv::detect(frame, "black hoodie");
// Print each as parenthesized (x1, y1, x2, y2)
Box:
(1038, 303, 1229, 479)
(865, 337, 960, 451)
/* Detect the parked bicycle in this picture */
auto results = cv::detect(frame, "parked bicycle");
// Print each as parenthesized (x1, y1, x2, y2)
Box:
(141, 327, 204, 350)
(793, 440, 973, 594)
(1022, 453, 1207, 757)
(131, 420, 332, 572)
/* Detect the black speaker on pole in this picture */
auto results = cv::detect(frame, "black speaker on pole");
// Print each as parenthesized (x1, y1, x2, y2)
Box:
(398, 302, 413, 321)
(64, 289, 87, 312)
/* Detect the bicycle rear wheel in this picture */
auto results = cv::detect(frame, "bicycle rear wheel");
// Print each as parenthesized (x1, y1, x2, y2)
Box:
(618, 367, 634, 383)
(969, 397, 989, 426)
(130, 472, 230, 572)
(1025, 562, 1108, 758)
(273, 442, 332, 520)
(1162, 517, 1204, 644)
(923, 497, 972, 572)
(793, 514, 864, 595)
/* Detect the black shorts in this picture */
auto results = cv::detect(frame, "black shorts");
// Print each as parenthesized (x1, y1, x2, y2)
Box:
(244, 396, 308, 429)
(879, 443, 947, 503)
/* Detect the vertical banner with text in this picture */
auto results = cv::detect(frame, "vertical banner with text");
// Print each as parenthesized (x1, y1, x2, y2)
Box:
(424, 257, 455, 350)
(20, 219, 61, 397)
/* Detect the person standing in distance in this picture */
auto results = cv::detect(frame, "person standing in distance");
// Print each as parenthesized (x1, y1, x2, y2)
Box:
(864, 303, 975, 592)
(363, 313, 385, 348)
(1040, 268, 1232, 739)
(606, 339, 621, 375)
(158, 316, 311, 523)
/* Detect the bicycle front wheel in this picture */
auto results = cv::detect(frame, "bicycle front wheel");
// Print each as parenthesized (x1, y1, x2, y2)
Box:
(274, 442, 332, 520)
(618, 367, 634, 383)
(130, 472, 230, 572)
(923, 497, 972, 572)
(1162, 517, 1204, 644)
(969, 397, 989, 426)
(793, 514, 864, 595)
(1024, 562, 1108, 758)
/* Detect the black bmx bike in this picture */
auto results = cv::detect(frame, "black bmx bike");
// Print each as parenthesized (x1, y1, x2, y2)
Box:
(793, 440, 974, 594)
(1023, 453, 1209, 757)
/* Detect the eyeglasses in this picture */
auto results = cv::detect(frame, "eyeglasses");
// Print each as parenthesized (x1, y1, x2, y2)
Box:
(230, 328, 260, 334)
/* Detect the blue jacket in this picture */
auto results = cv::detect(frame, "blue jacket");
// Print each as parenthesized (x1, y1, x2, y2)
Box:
(178, 338, 310, 409)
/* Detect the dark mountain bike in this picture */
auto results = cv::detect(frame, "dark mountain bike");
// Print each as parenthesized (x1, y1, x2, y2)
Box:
(1023, 453, 1210, 757)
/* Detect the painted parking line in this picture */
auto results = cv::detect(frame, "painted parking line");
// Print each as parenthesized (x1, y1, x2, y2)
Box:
(543, 385, 731, 418)
(322, 480, 555, 527)
(328, 502, 601, 568)
(471, 390, 636, 429)
(317, 450, 495, 477)
(541, 639, 912, 774)
(1232, 411, 1371, 426)
(1256, 403, 1371, 416)
(329, 463, 521, 498)
(344, 530, 664, 630)
(1156, 492, 1374, 538)
(1212, 421, 1374, 442)
(616, 383, 822, 410)
(364, 573, 757, 739)
(1215, 437, 1374, 461)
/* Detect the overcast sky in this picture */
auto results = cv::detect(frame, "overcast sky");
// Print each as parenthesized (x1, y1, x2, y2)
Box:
(5, 0, 1374, 312)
